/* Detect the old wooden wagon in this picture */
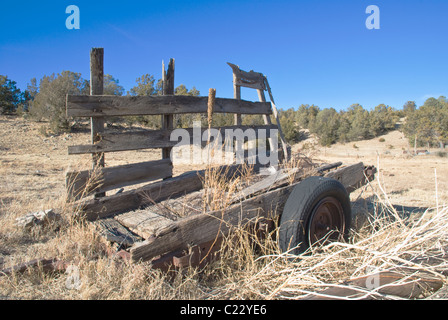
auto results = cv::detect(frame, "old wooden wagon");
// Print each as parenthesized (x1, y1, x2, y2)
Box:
(65, 48, 375, 270)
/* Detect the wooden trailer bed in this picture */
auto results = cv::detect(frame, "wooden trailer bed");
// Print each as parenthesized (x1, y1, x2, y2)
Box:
(89, 161, 374, 267)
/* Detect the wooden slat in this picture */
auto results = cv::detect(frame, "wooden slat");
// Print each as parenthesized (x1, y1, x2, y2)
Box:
(264, 78, 290, 160)
(231, 168, 298, 203)
(66, 95, 272, 117)
(66, 159, 173, 198)
(115, 209, 174, 240)
(162, 59, 175, 170)
(227, 62, 266, 90)
(76, 163, 264, 221)
(324, 162, 366, 193)
(258, 89, 277, 153)
(94, 218, 142, 247)
(68, 125, 278, 155)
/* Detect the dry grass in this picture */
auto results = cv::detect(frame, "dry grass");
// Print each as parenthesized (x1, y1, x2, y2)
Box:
(1, 162, 447, 300)
(1, 116, 447, 300)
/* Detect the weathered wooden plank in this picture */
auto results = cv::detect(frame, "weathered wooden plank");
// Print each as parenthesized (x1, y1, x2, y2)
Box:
(77, 170, 202, 221)
(115, 209, 175, 240)
(233, 69, 243, 128)
(324, 162, 365, 193)
(258, 89, 277, 154)
(264, 78, 290, 161)
(66, 95, 272, 117)
(94, 218, 142, 247)
(68, 125, 278, 155)
(227, 62, 266, 90)
(231, 168, 298, 203)
(66, 159, 173, 198)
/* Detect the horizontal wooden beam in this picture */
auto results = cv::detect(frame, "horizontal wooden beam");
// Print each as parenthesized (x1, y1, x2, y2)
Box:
(68, 125, 278, 155)
(66, 159, 173, 199)
(66, 95, 272, 118)
(324, 162, 366, 193)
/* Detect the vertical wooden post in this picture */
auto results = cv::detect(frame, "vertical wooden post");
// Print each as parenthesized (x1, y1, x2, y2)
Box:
(162, 59, 174, 178)
(90, 48, 105, 198)
(264, 78, 290, 161)
(232, 73, 243, 162)
(233, 73, 242, 126)
(257, 89, 276, 154)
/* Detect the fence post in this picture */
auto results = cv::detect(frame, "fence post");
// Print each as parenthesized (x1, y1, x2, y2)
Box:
(162, 59, 175, 178)
(90, 48, 105, 198)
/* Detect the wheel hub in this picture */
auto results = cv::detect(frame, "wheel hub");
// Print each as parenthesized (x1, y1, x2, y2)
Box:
(308, 196, 345, 246)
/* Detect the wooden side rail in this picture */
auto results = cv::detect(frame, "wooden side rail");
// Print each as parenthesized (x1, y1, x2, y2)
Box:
(66, 95, 272, 117)
(66, 159, 173, 198)
(68, 124, 279, 155)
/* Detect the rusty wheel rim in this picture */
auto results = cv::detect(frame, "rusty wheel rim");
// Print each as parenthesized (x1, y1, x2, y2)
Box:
(308, 197, 345, 246)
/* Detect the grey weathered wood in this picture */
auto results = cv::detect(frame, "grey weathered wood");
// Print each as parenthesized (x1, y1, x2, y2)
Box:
(231, 168, 298, 203)
(68, 125, 278, 155)
(227, 62, 266, 90)
(78, 170, 202, 221)
(94, 218, 142, 247)
(66, 95, 272, 117)
(115, 210, 174, 240)
(258, 89, 277, 154)
(124, 169, 297, 240)
(324, 162, 366, 193)
(130, 179, 295, 262)
(162, 59, 175, 163)
(233, 72, 242, 126)
(130, 162, 367, 262)
(263, 77, 289, 161)
(90, 48, 105, 198)
(232, 71, 243, 158)
(316, 162, 343, 173)
(228, 62, 289, 160)
(66, 159, 173, 198)
(76, 163, 260, 221)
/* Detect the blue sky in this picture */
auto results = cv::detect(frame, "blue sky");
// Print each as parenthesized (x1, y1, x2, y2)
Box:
(1, 0, 448, 111)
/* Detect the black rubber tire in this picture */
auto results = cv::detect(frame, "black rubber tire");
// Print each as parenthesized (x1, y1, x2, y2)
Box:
(278, 176, 351, 255)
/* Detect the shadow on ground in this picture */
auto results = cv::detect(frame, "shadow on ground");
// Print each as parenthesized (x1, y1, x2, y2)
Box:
(350, 196, 429, 230)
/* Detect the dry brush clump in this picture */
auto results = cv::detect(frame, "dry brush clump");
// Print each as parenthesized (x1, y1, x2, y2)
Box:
(204, 183, 448, 300)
